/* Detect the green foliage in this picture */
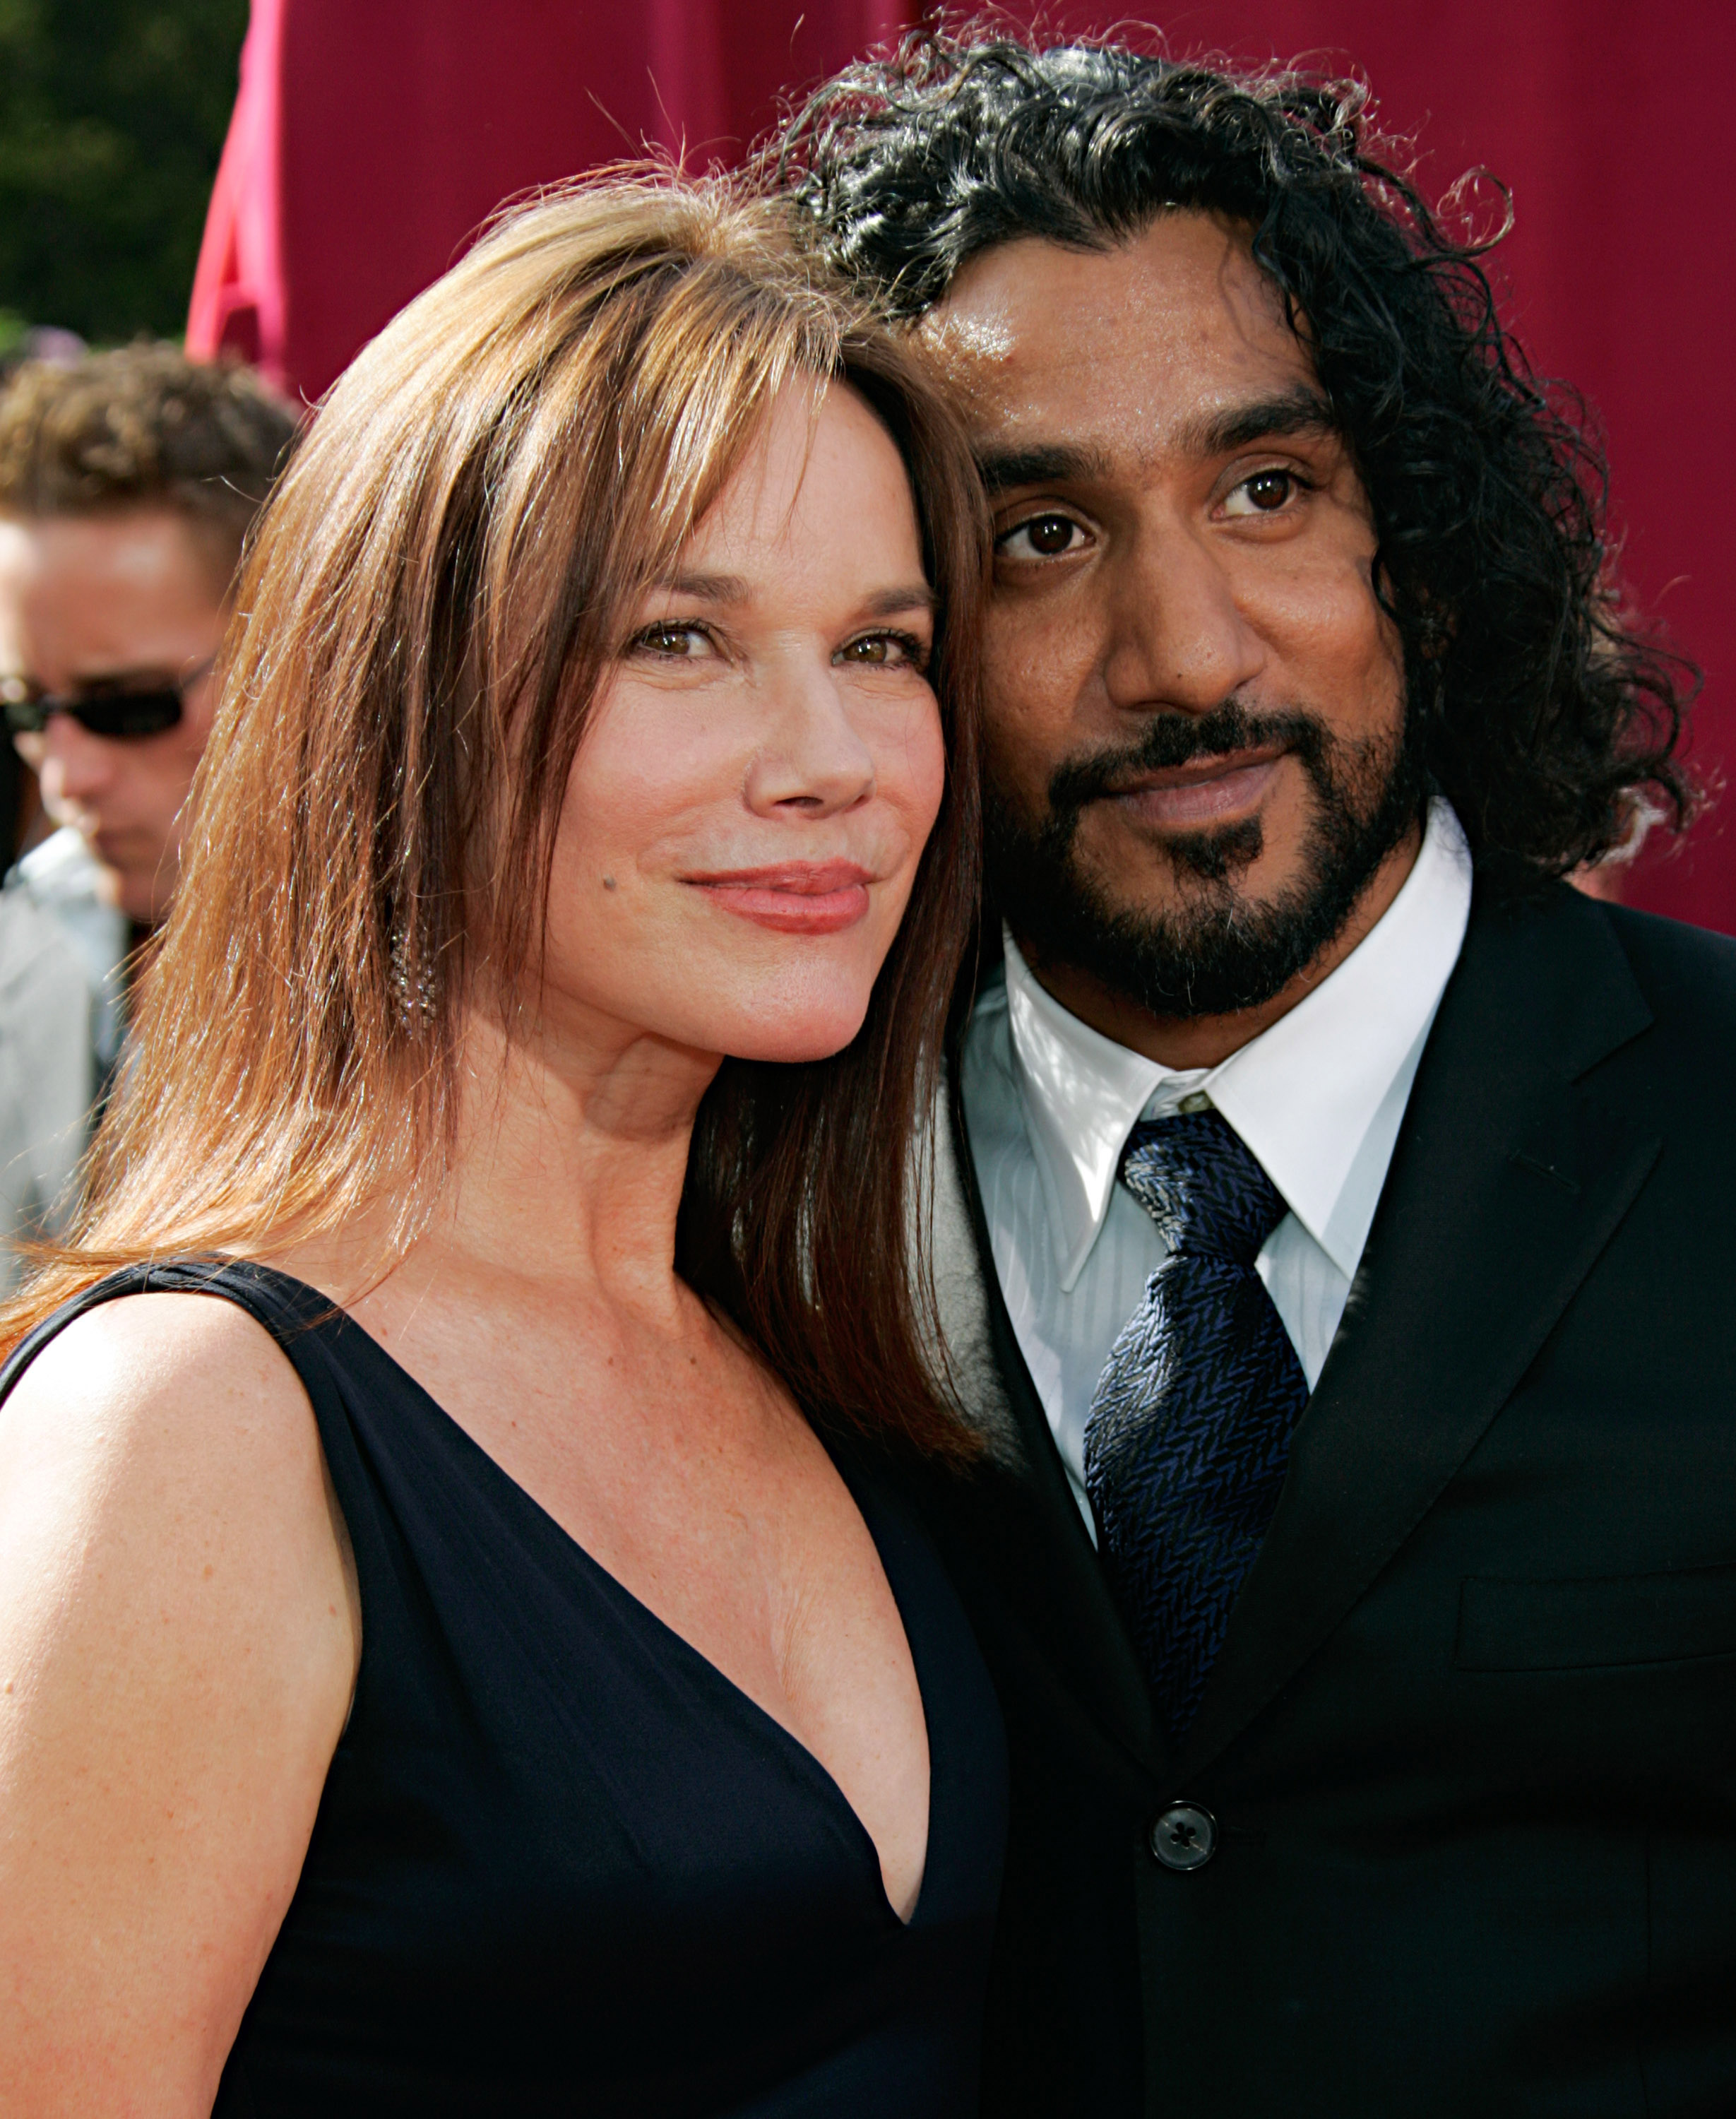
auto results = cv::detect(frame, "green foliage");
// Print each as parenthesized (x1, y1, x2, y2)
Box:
(0, 0, 250, 343)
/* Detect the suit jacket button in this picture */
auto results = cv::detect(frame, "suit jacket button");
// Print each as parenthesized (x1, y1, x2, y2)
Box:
(1151, 1802, 1217, 1870)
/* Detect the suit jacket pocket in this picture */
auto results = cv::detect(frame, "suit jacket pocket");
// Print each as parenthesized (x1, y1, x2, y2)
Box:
(1456, 1562, 1736, 1671)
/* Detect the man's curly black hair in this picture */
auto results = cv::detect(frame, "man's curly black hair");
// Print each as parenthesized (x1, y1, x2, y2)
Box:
(778, 30, 1695, 875)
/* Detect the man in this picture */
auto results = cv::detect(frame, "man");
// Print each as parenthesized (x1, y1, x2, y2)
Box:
(0, 345, 297, 1268)
(788, 37, 1735, 2117)
(0, 344, 297, 1088)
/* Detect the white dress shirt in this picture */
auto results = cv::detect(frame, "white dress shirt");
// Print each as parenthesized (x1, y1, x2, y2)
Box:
(960, 799, 1474, 1532)
(0, 884, 95, 1288)
(9, 825, 129, 1069)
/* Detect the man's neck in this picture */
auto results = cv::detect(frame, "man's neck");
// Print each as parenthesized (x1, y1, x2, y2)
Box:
(1018, 824, 1424, 1072)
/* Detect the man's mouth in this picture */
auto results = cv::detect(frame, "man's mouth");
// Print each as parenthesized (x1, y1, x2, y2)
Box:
(1105, 745, 1289, 831)
(83, 823, 130, 860)
(683, 860, 875, 936)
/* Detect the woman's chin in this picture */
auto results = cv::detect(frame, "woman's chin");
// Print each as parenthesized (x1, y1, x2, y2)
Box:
(714, 998, 874, 1067)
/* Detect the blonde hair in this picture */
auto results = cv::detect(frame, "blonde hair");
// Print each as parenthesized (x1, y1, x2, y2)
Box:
(5, 173, 988, 1453)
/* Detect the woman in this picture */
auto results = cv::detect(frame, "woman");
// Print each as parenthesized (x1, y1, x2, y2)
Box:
(0, 177, 1000, 2115)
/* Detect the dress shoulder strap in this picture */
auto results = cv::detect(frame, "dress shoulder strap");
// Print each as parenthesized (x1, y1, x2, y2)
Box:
(0, 1259, 420, 1706)
(0, 1257, 349, 1408)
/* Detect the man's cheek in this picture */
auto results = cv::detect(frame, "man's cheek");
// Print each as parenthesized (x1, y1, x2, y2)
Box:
(982, 737, 1049, 833)
(985, 606, 1080, 706)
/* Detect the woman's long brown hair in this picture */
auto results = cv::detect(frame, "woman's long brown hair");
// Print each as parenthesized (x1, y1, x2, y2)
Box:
(1, 174, 987, 1457)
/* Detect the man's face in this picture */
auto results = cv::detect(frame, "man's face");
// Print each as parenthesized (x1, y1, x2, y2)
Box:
(922, 210, 1420, 1028)
(0, 509, 227, 924)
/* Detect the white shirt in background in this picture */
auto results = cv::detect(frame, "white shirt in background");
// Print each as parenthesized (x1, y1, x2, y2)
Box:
(0, 886, 95, 1288)
(9, 825, 130, 1071)
(0, 825, 131, 1291)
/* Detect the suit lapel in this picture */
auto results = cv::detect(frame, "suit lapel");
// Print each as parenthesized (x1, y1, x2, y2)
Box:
(929, 1076, 1163, 1774)
(1170, 880, 1660, 1783)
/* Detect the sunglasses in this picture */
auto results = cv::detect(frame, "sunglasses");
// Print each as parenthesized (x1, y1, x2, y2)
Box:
(2, 656, 215, 741)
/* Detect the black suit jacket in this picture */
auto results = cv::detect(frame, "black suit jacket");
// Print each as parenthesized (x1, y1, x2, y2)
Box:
(915, 874, 1736, 2119)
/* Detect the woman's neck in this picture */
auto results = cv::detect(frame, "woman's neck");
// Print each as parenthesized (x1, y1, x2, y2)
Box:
(428, 999, 722, 1313)
(278, 995, 723, 1325)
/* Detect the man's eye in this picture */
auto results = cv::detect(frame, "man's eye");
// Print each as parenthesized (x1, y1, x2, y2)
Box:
(1223, 469, 1300, 518)
(997, 513, 1086, 561)
(631, 622, 714, 659)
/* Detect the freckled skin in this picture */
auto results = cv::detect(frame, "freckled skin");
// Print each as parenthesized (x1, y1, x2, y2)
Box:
(922, 212, 1419, 1067)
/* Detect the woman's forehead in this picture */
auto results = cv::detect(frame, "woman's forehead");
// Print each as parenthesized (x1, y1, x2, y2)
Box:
(679, 381, 921, 576)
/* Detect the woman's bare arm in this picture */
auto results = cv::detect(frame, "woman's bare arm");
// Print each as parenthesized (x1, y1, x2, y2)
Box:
(0, 1293, 359, 2118)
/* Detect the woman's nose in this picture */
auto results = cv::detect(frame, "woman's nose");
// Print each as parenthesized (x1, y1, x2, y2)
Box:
(742, 658, 878, 818)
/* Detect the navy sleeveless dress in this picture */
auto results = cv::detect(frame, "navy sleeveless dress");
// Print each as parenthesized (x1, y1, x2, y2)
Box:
(1, 1261, 1006, 2116)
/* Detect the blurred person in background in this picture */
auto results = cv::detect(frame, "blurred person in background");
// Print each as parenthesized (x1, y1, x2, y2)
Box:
(0, 327, 90, 1285)
(0, 347, 297, 1271)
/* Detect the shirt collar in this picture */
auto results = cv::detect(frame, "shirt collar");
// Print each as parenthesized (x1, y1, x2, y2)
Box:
(1003, 798, 1473, 1290)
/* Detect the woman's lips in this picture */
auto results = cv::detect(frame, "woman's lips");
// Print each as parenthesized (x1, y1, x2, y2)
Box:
(1110, 751, 1285, 831)
(686, 860, 874, 935)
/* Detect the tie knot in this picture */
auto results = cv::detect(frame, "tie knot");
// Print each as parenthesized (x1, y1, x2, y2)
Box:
(1121, 1108, 1288, 1264)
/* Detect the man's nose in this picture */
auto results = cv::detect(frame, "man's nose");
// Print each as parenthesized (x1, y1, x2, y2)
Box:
(1102, 516, 1265, 717)
(742, 657, 879, 818)
(37, 717, 118, 805)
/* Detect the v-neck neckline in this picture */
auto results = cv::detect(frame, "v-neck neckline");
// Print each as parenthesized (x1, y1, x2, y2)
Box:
(287, 1268, 937, 1930)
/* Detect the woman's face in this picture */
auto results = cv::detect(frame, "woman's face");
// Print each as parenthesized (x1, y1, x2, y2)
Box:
(542, 380, 947, 1064)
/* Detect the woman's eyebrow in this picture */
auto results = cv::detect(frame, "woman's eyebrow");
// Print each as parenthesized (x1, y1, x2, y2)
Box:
(650, 575, 936, 617)
(652, 569, 750, 603)
(862, 583, 939, 617)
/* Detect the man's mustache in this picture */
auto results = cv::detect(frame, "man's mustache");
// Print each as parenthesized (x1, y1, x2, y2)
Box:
(1045, 702, 1327, 818)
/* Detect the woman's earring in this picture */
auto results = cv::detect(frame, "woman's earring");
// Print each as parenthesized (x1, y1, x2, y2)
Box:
(389, 926, 437, 1038)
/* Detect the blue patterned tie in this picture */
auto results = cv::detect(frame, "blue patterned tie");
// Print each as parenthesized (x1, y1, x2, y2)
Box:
(1083, 1108, 1309, 1740)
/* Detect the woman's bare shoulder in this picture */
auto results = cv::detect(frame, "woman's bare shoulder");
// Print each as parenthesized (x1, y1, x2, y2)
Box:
(0, 1288, 359, 2111)
(0, 1283, 357, 1682)
(0, 1284, 357, 1674)
(1, 1288, 327, 1509)
(10, 1283, 287, 1377)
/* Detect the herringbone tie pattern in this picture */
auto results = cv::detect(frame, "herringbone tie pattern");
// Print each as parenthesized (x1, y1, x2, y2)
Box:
(1083, 1108, 1308, 1740)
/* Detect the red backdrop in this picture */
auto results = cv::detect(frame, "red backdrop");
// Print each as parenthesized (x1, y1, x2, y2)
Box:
(186, 0, 1736, 932)
(185, 0, 908, 400)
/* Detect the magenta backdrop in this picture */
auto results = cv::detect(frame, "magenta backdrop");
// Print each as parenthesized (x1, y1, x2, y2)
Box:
(186, 1, 1736, 930)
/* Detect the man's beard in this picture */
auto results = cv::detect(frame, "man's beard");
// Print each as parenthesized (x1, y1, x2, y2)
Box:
(986, 700, 1426, 1020)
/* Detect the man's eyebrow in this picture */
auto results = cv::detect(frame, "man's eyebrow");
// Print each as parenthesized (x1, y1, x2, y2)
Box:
(974, 442, 1114, 496)
(64, 665, 185, 693)
(971, 394, 1335, 494)
(1184, 387, 1338, 458)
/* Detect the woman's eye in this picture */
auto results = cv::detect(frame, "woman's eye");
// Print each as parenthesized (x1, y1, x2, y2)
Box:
(836, 629, 928, 670)
(1223, 469, 1301, 518)
(997, 513, 1086, 562)
(631, 622, 715, 659)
